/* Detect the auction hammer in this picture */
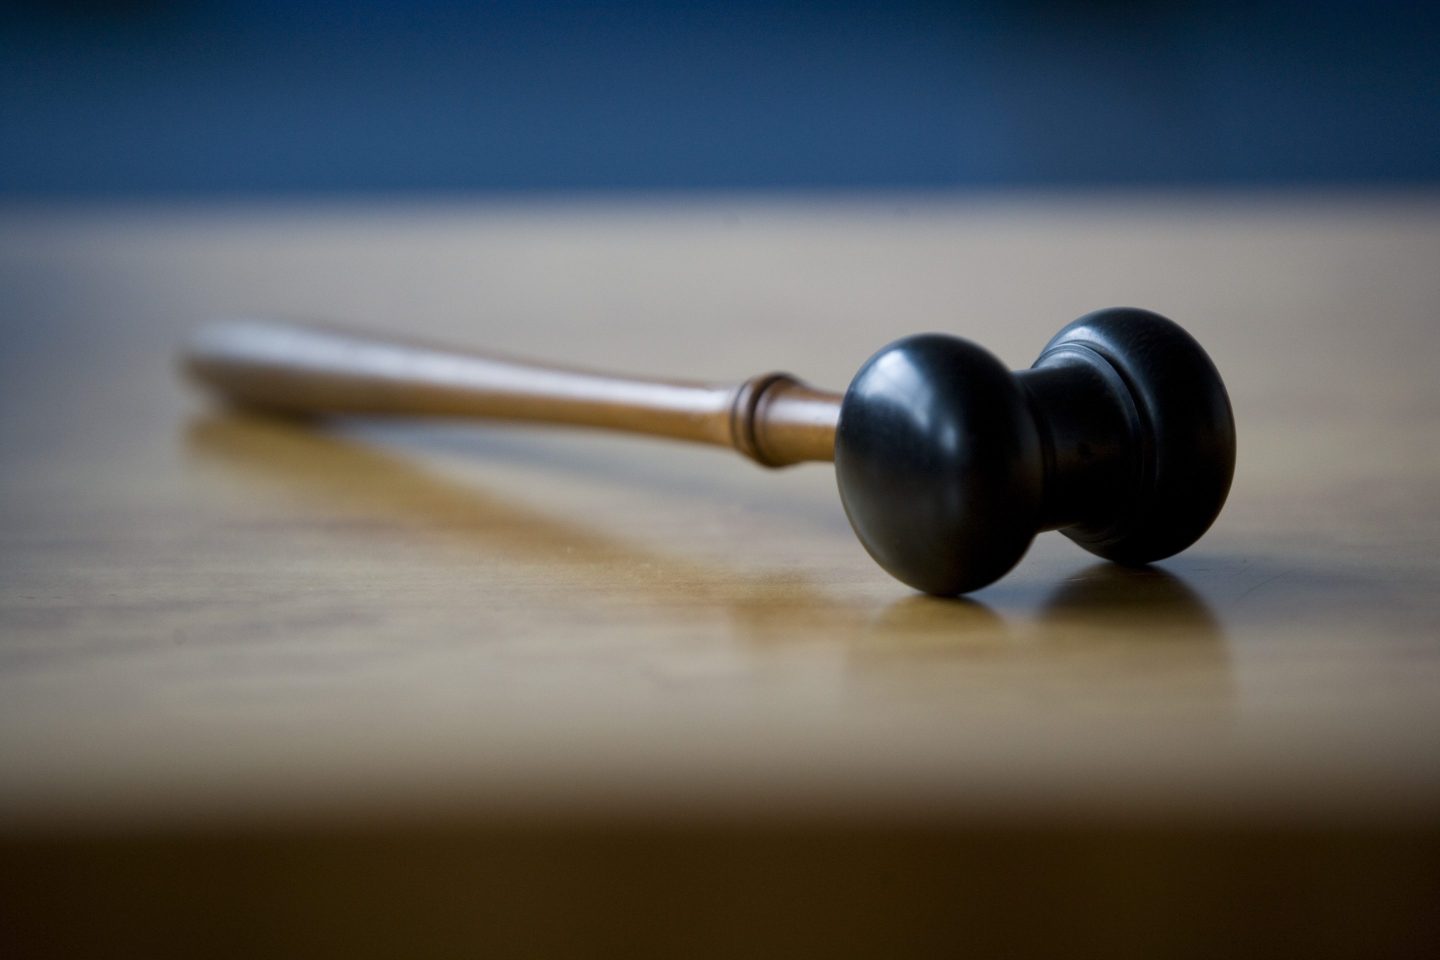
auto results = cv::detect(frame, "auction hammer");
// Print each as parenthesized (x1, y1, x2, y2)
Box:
(184, 308, 1235, 594)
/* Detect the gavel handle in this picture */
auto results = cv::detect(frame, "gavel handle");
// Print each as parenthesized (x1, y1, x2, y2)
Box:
(183, 319, 840, 468)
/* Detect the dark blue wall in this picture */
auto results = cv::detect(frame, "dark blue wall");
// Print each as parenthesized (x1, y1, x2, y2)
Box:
(4, 0, 1437, 196)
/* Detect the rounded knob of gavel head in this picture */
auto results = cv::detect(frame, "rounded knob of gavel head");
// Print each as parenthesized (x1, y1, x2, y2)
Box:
(834, 308, 1236, 595)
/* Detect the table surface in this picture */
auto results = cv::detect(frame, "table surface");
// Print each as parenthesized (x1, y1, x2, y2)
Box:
(2, 194, 1439, 953)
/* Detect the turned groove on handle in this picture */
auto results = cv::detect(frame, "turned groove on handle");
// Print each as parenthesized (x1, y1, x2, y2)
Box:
(184, 319, 839, 467)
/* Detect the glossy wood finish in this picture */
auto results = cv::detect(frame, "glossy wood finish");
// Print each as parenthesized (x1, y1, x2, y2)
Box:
(832, 310, 1235, 594)
(2, 196, 1439, 956)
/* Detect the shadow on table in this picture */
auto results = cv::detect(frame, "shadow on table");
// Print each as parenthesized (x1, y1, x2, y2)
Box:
(185, 413, 1228, 701)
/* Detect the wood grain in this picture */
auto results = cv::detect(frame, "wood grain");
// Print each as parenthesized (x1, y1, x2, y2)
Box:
(2, 195, 1439, 956)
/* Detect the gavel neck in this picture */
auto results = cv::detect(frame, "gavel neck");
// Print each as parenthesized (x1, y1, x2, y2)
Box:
(1014, 361, 1141, 533)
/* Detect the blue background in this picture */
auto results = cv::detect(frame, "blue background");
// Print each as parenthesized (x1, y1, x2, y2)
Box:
(4, 1, 1438, 196)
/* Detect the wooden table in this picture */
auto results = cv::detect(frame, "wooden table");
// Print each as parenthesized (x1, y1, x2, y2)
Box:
(2, 195, 1439, 956)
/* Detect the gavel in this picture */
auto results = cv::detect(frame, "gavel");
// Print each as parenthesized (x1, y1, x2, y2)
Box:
(184, 308, 1235, 595)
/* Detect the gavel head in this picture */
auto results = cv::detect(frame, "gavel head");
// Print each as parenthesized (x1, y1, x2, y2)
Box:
(834, 308, 1236, 595)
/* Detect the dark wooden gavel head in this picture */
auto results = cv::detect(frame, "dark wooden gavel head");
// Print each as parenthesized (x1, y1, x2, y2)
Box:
(834, 308, 1236, 594)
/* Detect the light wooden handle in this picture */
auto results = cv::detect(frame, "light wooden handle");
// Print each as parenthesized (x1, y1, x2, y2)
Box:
(184, 319, 839, 467)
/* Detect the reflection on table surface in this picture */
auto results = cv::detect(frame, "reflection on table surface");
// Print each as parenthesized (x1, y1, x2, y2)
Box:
(189, 412, 1231, 713)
